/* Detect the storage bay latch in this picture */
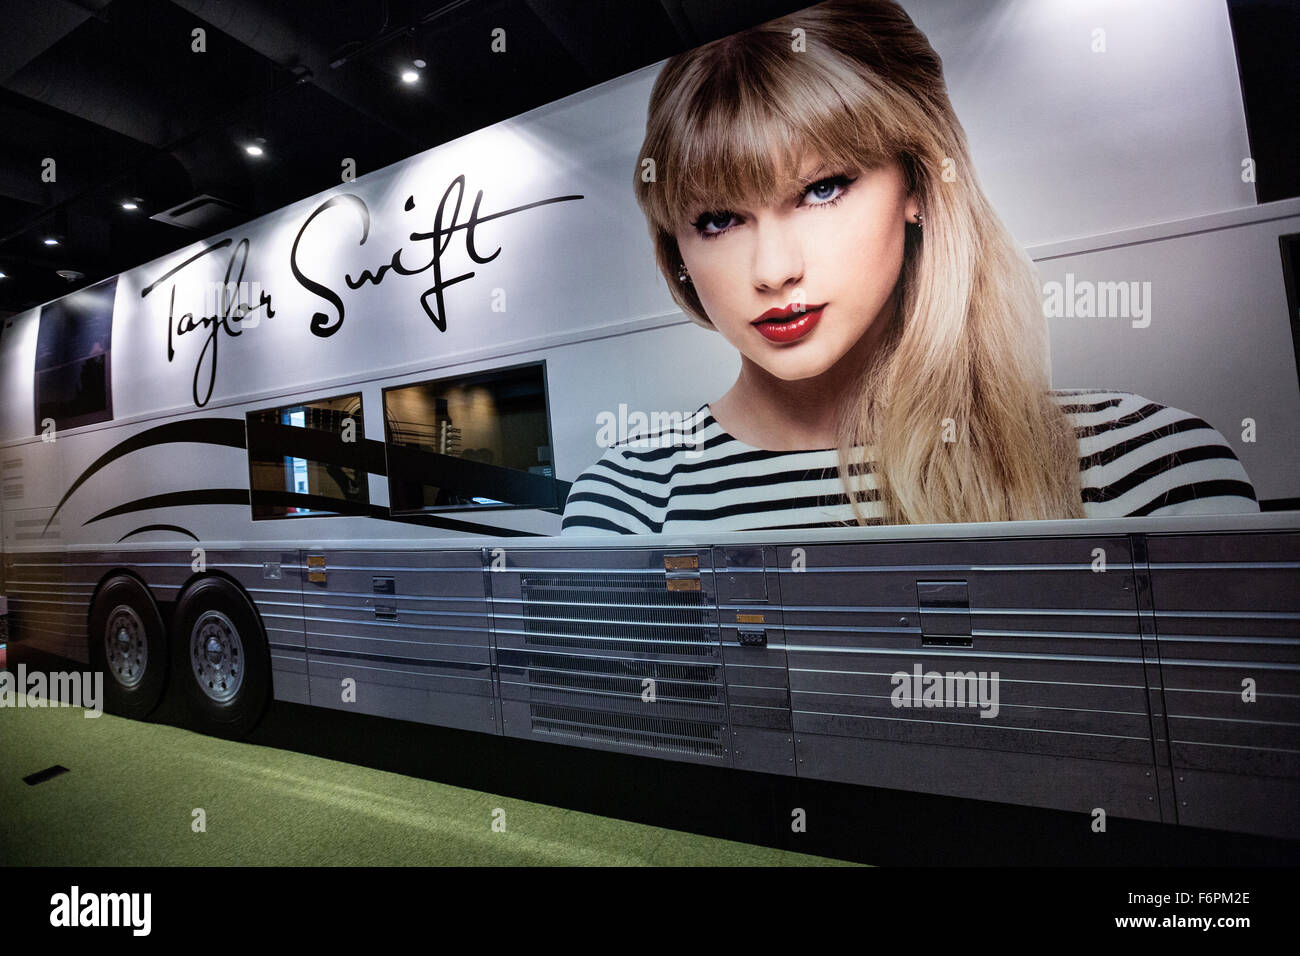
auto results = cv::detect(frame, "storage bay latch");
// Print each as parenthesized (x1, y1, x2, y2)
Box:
(916, 580, 972, 647)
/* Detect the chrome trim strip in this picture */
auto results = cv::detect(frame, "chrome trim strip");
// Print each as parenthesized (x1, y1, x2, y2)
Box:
(791, 709, 1151, 741)
(787, 647, 1145, 664)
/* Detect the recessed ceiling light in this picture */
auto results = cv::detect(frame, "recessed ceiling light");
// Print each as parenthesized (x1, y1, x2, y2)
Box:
(56, 269, 84, 282)
(0, 271, 7, 279)
(43, 237, 59, 246)
(413, 58, 426, 69)
(121, 201, 138, 210)
(401, 70, 419, 83)
(245, 144, 264, 156)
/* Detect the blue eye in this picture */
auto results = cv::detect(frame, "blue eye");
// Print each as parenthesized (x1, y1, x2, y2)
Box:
(690, 174, 855, 237)
(803, 175, 854, 205)
(693, 211, 738, 236)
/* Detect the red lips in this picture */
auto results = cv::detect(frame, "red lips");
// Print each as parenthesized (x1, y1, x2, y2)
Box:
(752, 303, 826, 343)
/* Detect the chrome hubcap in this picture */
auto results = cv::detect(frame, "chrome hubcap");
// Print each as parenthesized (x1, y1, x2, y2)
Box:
(190, 610, 244, 703)
(105, 605, 147, 689)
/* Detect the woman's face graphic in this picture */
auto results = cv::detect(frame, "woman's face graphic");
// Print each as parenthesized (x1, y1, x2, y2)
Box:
(675, 155, 917, 382)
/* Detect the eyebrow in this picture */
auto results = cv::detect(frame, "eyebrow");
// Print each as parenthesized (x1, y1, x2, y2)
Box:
(797, 162, 833, 183)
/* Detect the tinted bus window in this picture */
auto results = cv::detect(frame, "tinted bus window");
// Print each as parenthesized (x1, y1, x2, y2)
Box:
(384, 363, 557, 513)
(34, 277, 117, 433)
(246, 394, 368, 518)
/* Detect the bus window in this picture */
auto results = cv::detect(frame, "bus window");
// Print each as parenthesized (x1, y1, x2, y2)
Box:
(383, 362, 558, 513)
(34, 276, 117, 433)
(245, 393, 368, 518)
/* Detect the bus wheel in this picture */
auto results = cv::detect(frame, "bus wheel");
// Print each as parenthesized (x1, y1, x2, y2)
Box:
(173, 577, 270, 739)
(89, 575, 169, 719)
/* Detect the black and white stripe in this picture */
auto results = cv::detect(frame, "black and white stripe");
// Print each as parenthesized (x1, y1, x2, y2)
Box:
(559, 389, 1258, 534)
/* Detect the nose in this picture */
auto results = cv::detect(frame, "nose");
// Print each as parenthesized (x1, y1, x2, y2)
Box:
(750, 217, 803, 295)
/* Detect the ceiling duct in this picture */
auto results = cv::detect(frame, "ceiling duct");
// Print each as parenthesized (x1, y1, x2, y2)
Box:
(149, 194, 245, 231)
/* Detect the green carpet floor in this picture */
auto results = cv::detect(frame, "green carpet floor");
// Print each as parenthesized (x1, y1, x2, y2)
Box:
(0, 695, 854, 866)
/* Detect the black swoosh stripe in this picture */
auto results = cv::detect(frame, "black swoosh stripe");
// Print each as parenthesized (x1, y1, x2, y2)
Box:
(46, 417, 570, 535)
(247, 419, 388, 474)
(116, 524, 201, 543)
(1261, 497, 1300, 511)
(384, 442, 567, 509)
(85, 489, 252, 522)
(83, 488, 546, 537)
(44, 418, 247, 534)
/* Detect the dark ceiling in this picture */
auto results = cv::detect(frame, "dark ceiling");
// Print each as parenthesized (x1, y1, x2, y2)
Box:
(0, 0, 817, 317)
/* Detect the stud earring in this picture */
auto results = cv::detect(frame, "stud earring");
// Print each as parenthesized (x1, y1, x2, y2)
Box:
(914, 212, 924, 230)
(677, 262, 691, 283)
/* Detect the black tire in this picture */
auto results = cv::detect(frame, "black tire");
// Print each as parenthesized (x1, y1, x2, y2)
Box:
(172, 577, 271, 739)
(88, 575, 169, 719)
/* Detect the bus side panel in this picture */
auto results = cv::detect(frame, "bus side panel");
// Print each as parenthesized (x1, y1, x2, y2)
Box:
(490, 547, 729, 767)
(779, 535, 1162, 822)
(264, 551, 309, 705)
(714, 545, 795, 776)
(1, 422, 74, 661)
(1148, 530, 1300, 840)
(3, 550, 77, 663)
(301, 549, 495, 733)
(198, 548, 311, 707)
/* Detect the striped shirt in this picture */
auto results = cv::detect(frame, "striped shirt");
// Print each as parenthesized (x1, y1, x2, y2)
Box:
(559, 389, 1259, 535)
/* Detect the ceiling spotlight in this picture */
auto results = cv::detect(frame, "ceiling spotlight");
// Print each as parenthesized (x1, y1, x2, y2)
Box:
(121, 200, 138, 210)
(56, 269, 84, 282)
(0, 271, 7, 279)
(401, 69, 420, 83)
(245, 143, 264, 156)
(43, 237, 60, 246)
(413, 58, 426, 69)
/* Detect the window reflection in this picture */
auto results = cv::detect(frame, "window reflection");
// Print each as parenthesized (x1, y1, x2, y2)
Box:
(384, 363, 556, 513)
(246, 394, 367, 519)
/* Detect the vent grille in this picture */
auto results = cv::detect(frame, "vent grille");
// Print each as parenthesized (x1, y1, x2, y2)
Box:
(516, 570, 725, 758)
(521, 572, 715, 653)
(503, 650, 716, 685)
(149, 193, 244, 230)
(525, 663, 720, 702)
(530, 704, 723, 758)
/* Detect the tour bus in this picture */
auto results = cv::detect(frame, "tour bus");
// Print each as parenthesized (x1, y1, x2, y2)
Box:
(2, 2, 1298, 843)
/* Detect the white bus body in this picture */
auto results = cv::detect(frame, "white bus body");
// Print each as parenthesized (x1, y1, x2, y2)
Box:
(2, 6, 1299, 840)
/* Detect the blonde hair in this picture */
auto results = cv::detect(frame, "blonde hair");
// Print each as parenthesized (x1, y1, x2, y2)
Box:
(634, 0, 1084, 525)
